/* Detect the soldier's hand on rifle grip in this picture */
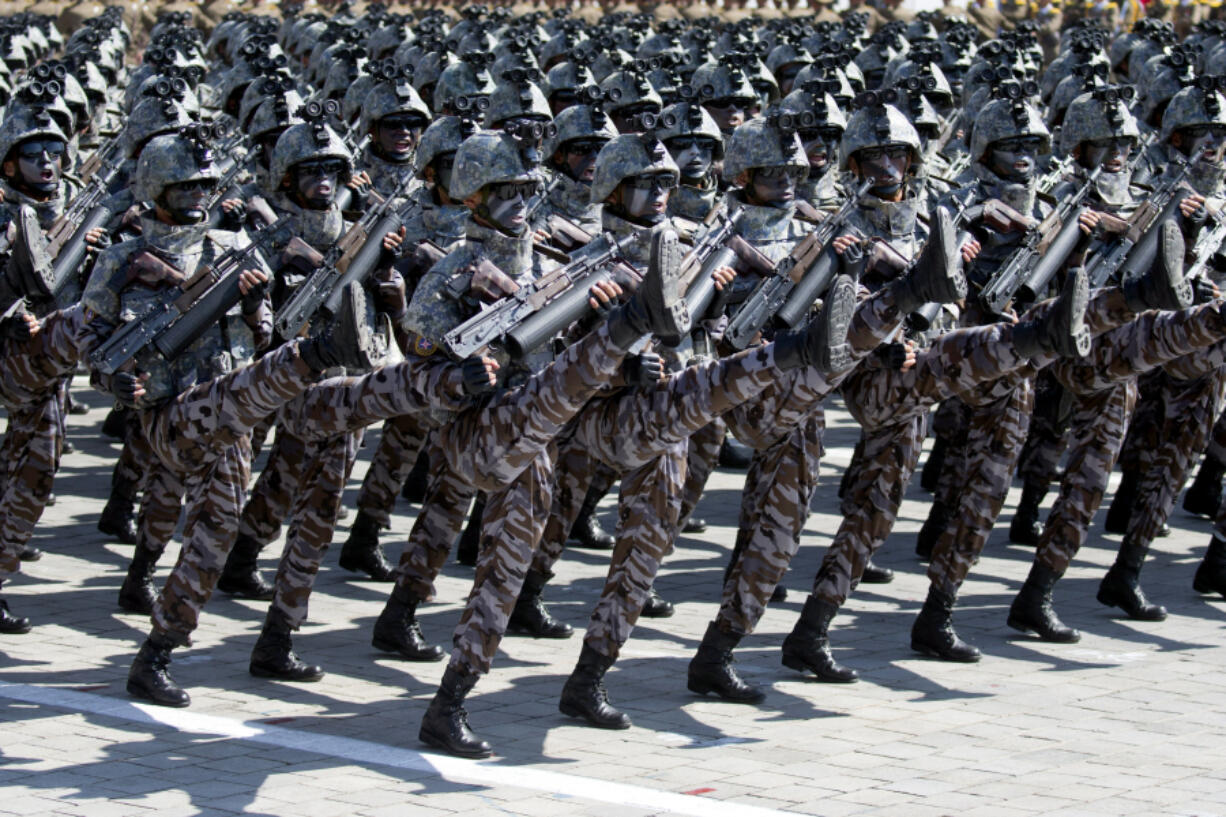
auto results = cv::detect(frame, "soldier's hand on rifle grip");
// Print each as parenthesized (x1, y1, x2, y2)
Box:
(587, 279, 623, 317)
(381, 225, 406, 265)
(375, 267, 407, 317)
(112, 370, 148, 405)
(238, 268, 270, 314)
(705, 265, 737, 320)
(533, 227, 551, 244)
(1180, 192, 1207, 223)
(460, 355, 499, 396)
(219, 199, 247, 231)
(623, 351, 663, 386)
(0, 312, 37, 343)
(833, 233, 865, 278)
(961, 238, 981, 264)
(1077, 209, 1102, 236)
(1192, 275, 1221, 304)
(84, 226, 110, 250)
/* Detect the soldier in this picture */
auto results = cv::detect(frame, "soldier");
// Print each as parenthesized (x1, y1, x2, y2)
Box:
(352, 62, 432, 199)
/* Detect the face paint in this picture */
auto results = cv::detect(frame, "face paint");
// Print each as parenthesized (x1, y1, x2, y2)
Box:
(13, 139, 65, 195)
(855, 143, 911, 196)
(1179, 124, 1226, 164)
(483, 180, 537, 234)
(619, 171, 674, 221)
(159, 178, 215, 224)
(1080, 136, 1133, 173)
(666, 135, 715, 181)
(562, 138, 606, 182)
(799, 127, 841, 177)
(292, 158, 345, 209)
(704, 97, 757, 133)
(987, 135, 1044, 182)
(375, 113, 425, 161)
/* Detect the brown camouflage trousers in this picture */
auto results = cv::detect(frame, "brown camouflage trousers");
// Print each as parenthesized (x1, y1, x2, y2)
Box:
(1036, 305, 1226, 576)
(1016, 367, 1072, 490)
(927, 377, 1035, 595)
(929, 396, 972, 511)
(0, 307, 86, 574)
(678, 418, 725, 526)
(814, 322, 1034, 606)
(393, 441, 477, 601)
(149, 346, 461, 642)
(530, 439, 608, 578)
(238, 425, 310, 546)
(114, 410, 146, 500)
(355, 412, 431, 528)
(130, 420, 185, 559)
(1208, 400, 1226, 464)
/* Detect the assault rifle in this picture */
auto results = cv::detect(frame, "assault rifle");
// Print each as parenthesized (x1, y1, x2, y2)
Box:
(1085, 162, 1192, 289)
(89, 218, 287, 376)
(676, 206, 745, 320)
(725, 180, 872, 349)
(76, 131, 123, 185)
(274, 172, 414, 340)
(978, 167, 1102, 314)
(443, 232, 638, 361)
(44, 147, 128, 302)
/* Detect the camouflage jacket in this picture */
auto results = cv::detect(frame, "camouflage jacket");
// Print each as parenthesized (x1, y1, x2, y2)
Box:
(844, 183, 930, 290)
(537, 171, 603, 236)
(355, 143, 421, 203)
(728, 190, 813, 264)
(668, 177, 722, 223)
(81, 215, 273, 409)
(798, 170, 846, 213)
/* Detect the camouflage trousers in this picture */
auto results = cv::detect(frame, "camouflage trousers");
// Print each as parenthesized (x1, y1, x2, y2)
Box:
(1016, 367, 1073, 490)
(1036, 305, 1226, 576)
(814, 321, 1034, 606)
(1207, 401, 1226, 465)
(0, 307, 86, 575)
(393, 440, 477, 601)
(149, 346, 463, 642)
(678, 418, 726, 526)
(114, 410, 146, 502)
(530, 440, 613, 578)
(929, 396, 973, 511)
(355, 412, 431, 528)
(131, 420, 185, 560)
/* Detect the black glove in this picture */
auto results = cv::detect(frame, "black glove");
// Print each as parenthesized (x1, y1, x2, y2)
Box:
(111, 371, 144, 404)
(86, 232, 112, 252)
(704, 277, 733, 321)
(219, 201, 247, 232)
(623, 351, 663, 386)
(838, 239, 866, 279)
(240, 275, 270, 315)
(878, 341, 909, 371)
(0, 314, 32, 342)
(461, 356, 496, 396)
(1192, 275, 1221, 304)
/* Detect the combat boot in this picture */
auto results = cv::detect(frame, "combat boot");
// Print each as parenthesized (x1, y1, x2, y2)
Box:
(19, 545, 41, 561)
(640, 585, 674, 618)
(568, 483, 614, 549)
(1097, 540, 1167, 621)
(1010, 481, 1046, 546)
(101, 405, 130, 440)
(890, 205, 968, 313)
(605, 228, 690, 348)
(117, 546, 159, 614)
(216, 533, 273, 600)
(0, 588, 31, 634)
(861, 559, 894, 584)
(127, 632, 190, 707)
(419, 666, 492, 758)
(916, 499, 951, 560)
(298, 283, 384, 372)
(681, 515, 707, 533)
(920, 437, 948, 494)
(911, 586, 981, 662)
(1184, 454, 1225, 517)
(455, 495, 484, 567)
(718, 436, 752, 469)
(1103, 469, 1139, 535)
(98, 465, 139, 545)
(338, 510, 394, 581)
(781, 596, 858, 683)
(1007, 562, 1081, 642)
(249, 607, 325, 681)
(400, 451, 429, 504)
(371, 584, 445, 661)
(559, 643, 632, 729)
(1193, 536, 1226, 598)
(1011, 267, 1091, 359)
(772, 273, 856, 373)
(687, 621, 766, 703)
(507, 569, 572, 638)
(1123, 220, 1192, 312)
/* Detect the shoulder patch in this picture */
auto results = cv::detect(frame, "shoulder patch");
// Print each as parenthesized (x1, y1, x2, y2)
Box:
(412, 333, 437, 357)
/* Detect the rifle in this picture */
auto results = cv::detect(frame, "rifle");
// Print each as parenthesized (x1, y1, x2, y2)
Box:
(202, 153, 248, 229)
(978, 167, 1102, 314)
(725, 180, 872, 350)
(274, 171, 414, 340)
(675, 206, 745, 320)
(443, 232, 638, 361)
(89, 218, 287, 376)
(76, 132, 123, 186)
(1085, 162, 1191, 290)
(44, 153, 128, 302)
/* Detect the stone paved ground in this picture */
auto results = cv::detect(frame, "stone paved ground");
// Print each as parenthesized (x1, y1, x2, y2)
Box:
(3, 377, 1226, 817)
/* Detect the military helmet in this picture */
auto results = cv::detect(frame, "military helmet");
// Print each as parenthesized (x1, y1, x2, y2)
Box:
(589, 131, 680, 203)
(1047, 63, 1109, 128)
(724, 113, 810, 181)
(125, 95, 196, 159)
(360, 63, 432, 137)
(0, 99, 68, 165)
(599, 67, 664, 117)
(689, 59, 758, 104)
(1138, 47, 1200, 126)
(1161, 79, 1226, 144)
(1059, 86, 1142, 154)
(483, 71, 552, 128)
(545, 100, 619, 158)
(449, 128, 545, 201)
(414, 113, 482, 179)
(434, 57, 496, 113)
(656, 99, 725, 160)
(970, 90, 1051, 162)
(839, 92, 922, 171)
(780, 86, 848, 133)
(132, 126, 225, 205)
(792, 61, 856, 107)
(249, 88, 306, 141)
(270, 101, 354, 189)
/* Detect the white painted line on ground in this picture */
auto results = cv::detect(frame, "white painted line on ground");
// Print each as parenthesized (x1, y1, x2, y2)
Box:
(0, 682, 806, 817)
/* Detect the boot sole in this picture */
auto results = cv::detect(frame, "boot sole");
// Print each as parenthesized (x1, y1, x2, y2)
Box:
(685, 677, 766, 703)
(780, 654, 858, 683)
(506, 624, 574, 639)
(0, 622, 32, 635)
(816, 276, 855, 373)
(1192, 575, 1226, 597)
(1005, 614, 1081, 643)
(418, 729, 492, 759)
(558, 700, 633, 729)
(249, 665, 325, 682)
(1062, 268, 1091, 358)
(117, 596, 153, 615)
(337, 559, 396, 582)
(646, 229, 690, 337)
(372, 635, 446, 662)
(910, 639, 981, 663)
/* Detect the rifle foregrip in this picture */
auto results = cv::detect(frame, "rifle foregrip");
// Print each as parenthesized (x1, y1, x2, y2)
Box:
(1017, 212, 1086, 304)
(51, 205, 110, 299)
(775, 245, 838, 328)
(685, 246, 737, 319)
(505, 271, 607, 360)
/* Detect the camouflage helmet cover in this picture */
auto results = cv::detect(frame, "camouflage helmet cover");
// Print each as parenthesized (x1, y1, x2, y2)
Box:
(0, 100, 68, 164)
(449, 128, 545, 200)
(270, 103, 354, 189)
(414, 113, 481, 178)
(589, 131, 680, 203)
(970, 93, 1051, 162)
(839, 96, 922, 171)
(545, 101, 618, 158)
(1058, 86, 1142, 154)
(656, 99, 724, 158)
(360, 65, 432, 135)
(132, 127, 225, 204)
(1161, 81, 1226, 144)
(723, 113, 809, 180)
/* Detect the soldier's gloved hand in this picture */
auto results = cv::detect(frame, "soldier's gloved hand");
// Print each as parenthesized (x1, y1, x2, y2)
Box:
(878, 341, 911, 371)
(0, 312, 36, 342)
(587, 278, 623, 318)
(84, 226, 110, 250)
(219, 198, 247, 231)
(1180, 193, 1208, 223)
(1192, 275, 1221, 304)
(623, 351, 664, 386)
(112, 371, 148, 405)
(460, 355, 499, 396)
(705, 265, 736, 320)
(832, 233, 865, 278)
(346, 171, 374, 212)
(374, 268, 407, 317)
(238, 268, 270, 315)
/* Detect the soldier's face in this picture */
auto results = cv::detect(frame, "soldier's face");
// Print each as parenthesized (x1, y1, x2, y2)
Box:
(375, 113, 426, 161)
(560, 137, 607, 182)
(292, 158, 345, 209)
(1176, 124, 1226, 164)
(853, 143, 911, 196)
(800, 126, 842, 176)
(748, 165, 802, 207)
(160, 177, 216, 225)
(987, 135, 1044, 182)
(12, 139, 66, 195)
(483, 180, 537, 234)
(618, 171, 675, 220)
(1080, 136, 1133, 173)
(705, 97, 758, 134)
(665, 135, 716, 182)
